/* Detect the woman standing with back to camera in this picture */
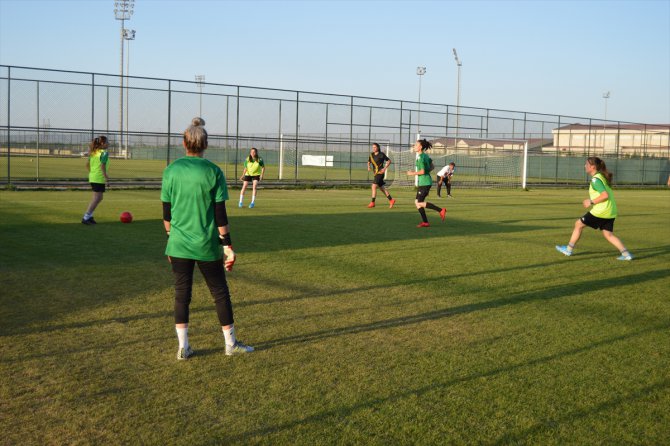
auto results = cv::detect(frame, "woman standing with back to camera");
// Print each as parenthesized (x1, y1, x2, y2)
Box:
(81, 135, 109, 225)
(555, 156, 633, 260)
(161, 117, 254, 360)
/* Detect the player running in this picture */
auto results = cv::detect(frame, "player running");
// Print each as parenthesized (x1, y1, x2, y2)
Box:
(238, 147, 265, 208)
(406, 139, 446, 228)
(555, 156, 633, 260)
(367, 143, 396, 208)
(81, 135, 110, 225)
(161, 117, 254, 360)
(436, 162, 456, 198)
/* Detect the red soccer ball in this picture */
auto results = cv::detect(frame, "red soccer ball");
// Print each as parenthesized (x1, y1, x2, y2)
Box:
(120, 211, 133, 223)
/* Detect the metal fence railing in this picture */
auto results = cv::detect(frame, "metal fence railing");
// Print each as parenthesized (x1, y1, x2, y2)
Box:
(1, 65, 668, 187)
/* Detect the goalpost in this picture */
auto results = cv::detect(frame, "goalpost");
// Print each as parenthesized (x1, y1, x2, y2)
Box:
(387, 138, 529, 189)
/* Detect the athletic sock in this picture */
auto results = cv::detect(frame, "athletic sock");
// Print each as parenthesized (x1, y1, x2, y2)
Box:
(567, 243, 575, 253)
(426, 203, 441, 212)
(387, 194, 393, 201)
(371, 197, 376, 203)
(251, 194, 256, 204)
(418, 208, 428, 223)
(83, 212, 92, 220)
(239, 191, 244, 203)
(223, 326, 237, 347)
(176, 327, 189, 349)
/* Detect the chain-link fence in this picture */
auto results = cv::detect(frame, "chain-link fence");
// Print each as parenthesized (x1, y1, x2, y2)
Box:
(1, 65, 668, 187)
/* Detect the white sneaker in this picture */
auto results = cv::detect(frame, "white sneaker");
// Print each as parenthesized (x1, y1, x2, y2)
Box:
(225, 341, 254, 356)
(177, 346, 194, 360)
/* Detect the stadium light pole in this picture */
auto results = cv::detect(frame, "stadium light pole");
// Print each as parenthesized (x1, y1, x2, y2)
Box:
(195, 75, 205, 117)
(452, 48, 462, 138)
(124, 28, 136, 156)
(416, 66, 426, 139)
(114, 0, 134, 156)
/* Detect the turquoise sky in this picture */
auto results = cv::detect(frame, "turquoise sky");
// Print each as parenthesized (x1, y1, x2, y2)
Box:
(1, 0, 668, 123)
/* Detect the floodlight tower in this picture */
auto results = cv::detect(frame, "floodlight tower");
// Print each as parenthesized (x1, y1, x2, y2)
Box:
(452, 48, 462, 138)
(114, 0, 135, 154)
(602, 91, 610, 121)
(416, 66, 426, 138)
(195, 75, 205, 117)
(124, 28, 136, 155)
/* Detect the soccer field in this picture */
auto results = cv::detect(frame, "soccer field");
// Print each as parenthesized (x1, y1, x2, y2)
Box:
(1, 188, 669, 445)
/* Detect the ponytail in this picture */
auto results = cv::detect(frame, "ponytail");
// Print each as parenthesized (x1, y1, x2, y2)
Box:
(417, 138, 432, 151)
(587, 156, 613, 185)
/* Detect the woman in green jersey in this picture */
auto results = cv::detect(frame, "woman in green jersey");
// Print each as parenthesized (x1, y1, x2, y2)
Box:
(82, 135, 109, 225)
(161, 117, 254, 360)
(238, 147, 265, 208)
(556, 157, 633, 260)
(406, 139, 446, 228)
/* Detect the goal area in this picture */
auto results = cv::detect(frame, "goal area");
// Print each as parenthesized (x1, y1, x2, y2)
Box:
(387, 138, 529, 189)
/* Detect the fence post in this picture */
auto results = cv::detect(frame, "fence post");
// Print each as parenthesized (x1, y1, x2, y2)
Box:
(6, 66, 10, 185)
(167, 80, 171, 165)
(235, 86, 240, 183)
(294, 91, 299, 183)
(91, 73, 95, 141)
(349, 96, 353, 185)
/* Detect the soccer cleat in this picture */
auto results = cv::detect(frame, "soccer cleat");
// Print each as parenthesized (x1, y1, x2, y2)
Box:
(555, 245, 573, 256)
(225, 341, 254, 356)
(238, 202, 243, 208)
(439, 208, 447, 221)
(177, 346, 194, 360)
(447, 194, 453, 199)
(367, 202, 375, 208)
(617, 253, 633, 261)
(81, 217, 96, 225)
(417, 222, 430, 228)
(249, 202, 255, 208)
(389, 198, 396, 208)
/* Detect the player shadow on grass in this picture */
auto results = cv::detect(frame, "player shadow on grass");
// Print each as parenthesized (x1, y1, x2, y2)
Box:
(223, 321, 670, 443)
(232, 211, 549, 254)
(252, 268, 669, 351)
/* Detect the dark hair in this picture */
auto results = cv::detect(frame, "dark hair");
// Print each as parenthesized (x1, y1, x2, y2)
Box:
(587, 156, 613, 185)
(372, 143, 380, 151)
(88, 135, 108, 156)
(449, 162, 456, 167)
(417, 138, 432, 151)
(247, 147, 259, 163)
(183, 117, 208, 153)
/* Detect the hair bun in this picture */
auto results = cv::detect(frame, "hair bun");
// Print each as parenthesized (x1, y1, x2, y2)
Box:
(192, 117, 205, 127)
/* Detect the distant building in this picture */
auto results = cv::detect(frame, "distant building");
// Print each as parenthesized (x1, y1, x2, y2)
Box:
(430, 137, 552, 153)
(544, 124, 670, 157)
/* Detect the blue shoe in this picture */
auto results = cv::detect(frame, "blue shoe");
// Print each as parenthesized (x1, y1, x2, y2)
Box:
(555, 245, 572, 256)
(617, 253, 633, 261)
(238, 202, 243, 208)
(249, 202, 255, 209)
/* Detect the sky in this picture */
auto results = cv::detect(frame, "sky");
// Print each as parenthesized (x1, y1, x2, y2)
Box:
(0, 0, 669, 124)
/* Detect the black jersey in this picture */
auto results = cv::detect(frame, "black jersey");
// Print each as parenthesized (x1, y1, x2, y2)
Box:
(368, 151, 390, 174)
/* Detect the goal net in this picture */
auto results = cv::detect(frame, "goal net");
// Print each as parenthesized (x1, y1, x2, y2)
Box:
(387, 137, 529, 189)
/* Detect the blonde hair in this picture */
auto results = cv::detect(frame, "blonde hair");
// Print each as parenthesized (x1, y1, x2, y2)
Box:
(183, 117, 208, 153)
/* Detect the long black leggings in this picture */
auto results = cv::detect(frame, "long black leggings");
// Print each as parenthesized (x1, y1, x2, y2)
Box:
(171, 257, 234, 326)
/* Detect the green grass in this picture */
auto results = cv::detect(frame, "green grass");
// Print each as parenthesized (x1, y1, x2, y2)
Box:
(1, 188, 669, 445)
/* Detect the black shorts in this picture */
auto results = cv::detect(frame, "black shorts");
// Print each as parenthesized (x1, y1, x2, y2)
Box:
(416, 186, 431, 202)
(90, 182, 106, 193)
(581, 212, 615, 232)
(243, 175, 260, 182)
(373, 174, 386, 187)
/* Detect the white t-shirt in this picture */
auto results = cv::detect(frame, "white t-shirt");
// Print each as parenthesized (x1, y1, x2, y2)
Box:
(437, 165, 454, 177)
